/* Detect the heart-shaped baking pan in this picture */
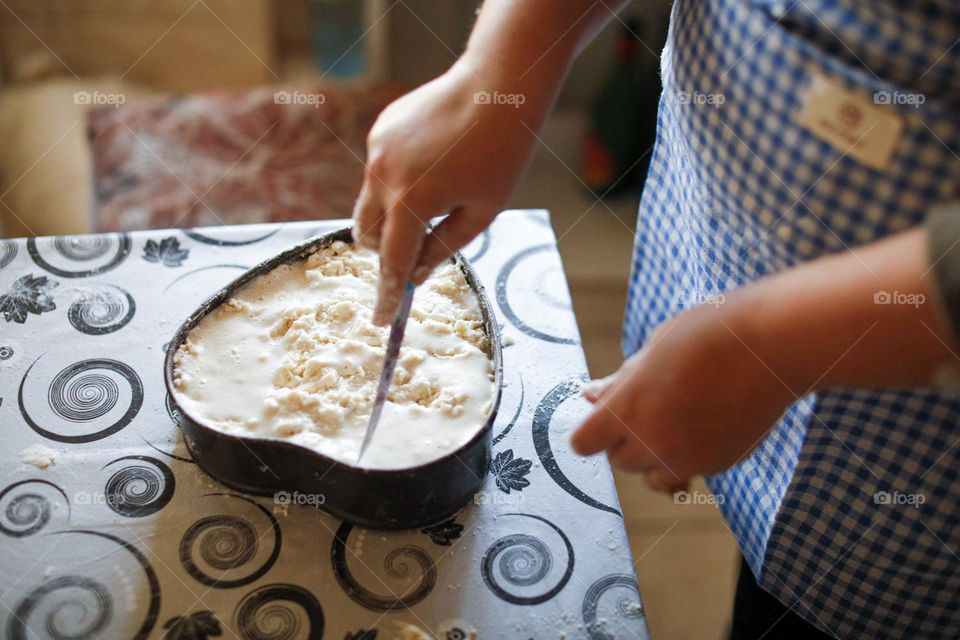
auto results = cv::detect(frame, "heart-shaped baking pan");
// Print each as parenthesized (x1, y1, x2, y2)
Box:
(164, 227, 502, 530)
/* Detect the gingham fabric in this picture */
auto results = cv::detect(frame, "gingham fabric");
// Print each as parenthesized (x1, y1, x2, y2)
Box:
(622, 1, 960, 637)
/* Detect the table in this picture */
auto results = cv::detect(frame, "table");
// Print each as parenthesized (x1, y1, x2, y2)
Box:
(0, 210, 648, 640)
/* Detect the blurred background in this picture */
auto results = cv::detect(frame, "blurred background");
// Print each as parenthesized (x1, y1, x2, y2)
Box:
(0, 1, 738, 637)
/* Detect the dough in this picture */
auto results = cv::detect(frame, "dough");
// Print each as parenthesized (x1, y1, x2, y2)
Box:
(173, 241, 495, 469)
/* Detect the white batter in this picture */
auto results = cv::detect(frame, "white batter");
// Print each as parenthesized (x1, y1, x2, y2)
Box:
(173, 241, 495, 470)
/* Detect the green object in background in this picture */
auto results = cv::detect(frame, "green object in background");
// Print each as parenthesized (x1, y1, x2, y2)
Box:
(582, 19, 661, 197)
(312, 0, 366, 78)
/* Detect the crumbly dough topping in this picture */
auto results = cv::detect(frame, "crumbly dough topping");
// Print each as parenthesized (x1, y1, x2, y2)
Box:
(173, 241, 494, 469)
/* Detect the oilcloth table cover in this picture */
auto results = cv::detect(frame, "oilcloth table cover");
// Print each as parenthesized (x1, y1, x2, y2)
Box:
(0, 210, 648, 640)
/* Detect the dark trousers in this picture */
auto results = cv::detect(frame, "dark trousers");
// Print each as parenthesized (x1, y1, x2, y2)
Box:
(729, 556, 836, 640)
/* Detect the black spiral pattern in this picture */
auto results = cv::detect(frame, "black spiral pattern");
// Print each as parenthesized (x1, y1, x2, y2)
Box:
(179, 494, 281, 588)
(53, 236, 111, 261)
(533, 378, 621, 516)
(4, 495, 49, 537)
(495, 244, 578, 345)
(7, 575, 112, 640)
(0, 479, 69, 537)
(165, 391, 181, 427)
(67, 285, 136, 335)
(184, 228, 279, 246)
(49, 369, 118, 422)
(492, 375, 525, 446)
(331, 522, 437, 611)
(0, 238, 17, 269)
(27, 233, 131, 278)
(234, 584, 324, 640)
(103, 455, 175, 517)
(481, 513, 574, 605)
(582, 574, 644, 639)
(495, 534, 553, 586)
(7, 530, 160, 640)
(465, 228, 491, 264)
(0, 345, 13, 360)
(19, 358, 143, 443)
(162, 263, 249, 293)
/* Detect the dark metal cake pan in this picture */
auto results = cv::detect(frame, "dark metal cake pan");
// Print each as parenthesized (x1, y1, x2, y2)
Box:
(163, 227, 501, 530)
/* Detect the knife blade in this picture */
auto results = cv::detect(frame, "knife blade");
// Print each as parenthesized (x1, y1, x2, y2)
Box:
(357, 280, 415, 463)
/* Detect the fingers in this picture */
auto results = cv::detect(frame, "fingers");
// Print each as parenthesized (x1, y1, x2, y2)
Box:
(570, 401, 625, 456)
(607, 440, 656, 473)
(373, 204, 426, 325)
(411, 208, 497, 284)
(643, 468, 688, 494)
(582, 373, 617, 403)
(351, 179, 384, 250)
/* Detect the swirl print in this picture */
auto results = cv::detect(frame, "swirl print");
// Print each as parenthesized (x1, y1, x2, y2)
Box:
(27, 233, 131, 278)
(492, 375, 525, 447)
(533, 378, 621, 516)
(162, 264, 249, 294)
(582, 574, 644, 639)
(19, 357, 143, 443)
(0, 479, 70, 537)
(331, 522, 437, 611)
(67, 285, 136, 335)
(184, 228, 279, 246)
(8, 576, 112, 639)
(102, 455, 175, 517)
(6, 530, 160, 640)
(464, 228, 491, 264)
(0, 238, 17, 269)
(495, 245, 577, 345)
(481, 513, 574, 605)
(234, 584, 324, 640)
(179, 494, 281, 588)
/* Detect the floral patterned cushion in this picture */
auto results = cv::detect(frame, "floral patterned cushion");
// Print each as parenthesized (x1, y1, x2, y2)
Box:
(88, 83, 403, 232)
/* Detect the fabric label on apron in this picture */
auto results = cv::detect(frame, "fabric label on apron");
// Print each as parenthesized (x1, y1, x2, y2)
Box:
(797, 72, 904, 171)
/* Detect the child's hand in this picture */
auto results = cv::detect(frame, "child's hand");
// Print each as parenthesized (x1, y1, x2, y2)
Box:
(572, 298, 795, 492)
(572, 226, 958, 493)
(353, 59, 546, 325)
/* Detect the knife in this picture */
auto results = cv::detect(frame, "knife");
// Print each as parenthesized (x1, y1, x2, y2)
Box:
(357, 281, 415, 463)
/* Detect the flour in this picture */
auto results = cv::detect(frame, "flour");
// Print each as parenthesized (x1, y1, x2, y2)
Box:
(174, 241, 494, 469)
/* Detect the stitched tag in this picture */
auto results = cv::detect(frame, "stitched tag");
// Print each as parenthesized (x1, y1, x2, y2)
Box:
(797, 73, 903, 171)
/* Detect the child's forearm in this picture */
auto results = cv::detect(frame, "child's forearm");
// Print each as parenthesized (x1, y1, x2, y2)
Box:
(458, 1, 629, 118)
(728, 227, 956, 393)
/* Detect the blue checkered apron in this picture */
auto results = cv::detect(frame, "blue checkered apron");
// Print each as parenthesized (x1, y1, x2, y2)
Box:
(622, 1, 960, 637)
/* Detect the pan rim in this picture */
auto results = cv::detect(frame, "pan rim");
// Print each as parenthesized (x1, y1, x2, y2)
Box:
(162, 226, 503, 479)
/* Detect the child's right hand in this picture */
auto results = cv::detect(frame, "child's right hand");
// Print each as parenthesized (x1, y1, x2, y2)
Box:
(353, 58, 545, 325)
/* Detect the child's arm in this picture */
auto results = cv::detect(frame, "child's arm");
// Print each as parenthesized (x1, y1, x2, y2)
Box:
(571, 225, 958, 491)
(352, 0, 630, 324)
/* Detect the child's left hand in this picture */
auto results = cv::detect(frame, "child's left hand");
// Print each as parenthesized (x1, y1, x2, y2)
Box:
(570, 228, 955, 494)
(570, 297, 795, 493)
